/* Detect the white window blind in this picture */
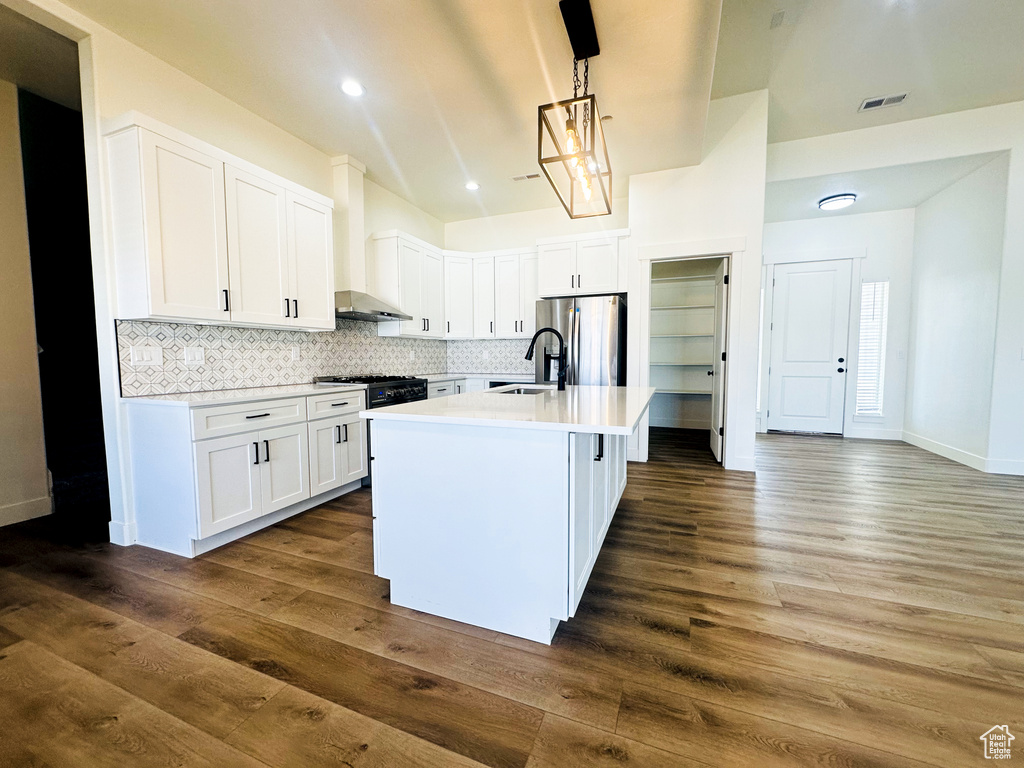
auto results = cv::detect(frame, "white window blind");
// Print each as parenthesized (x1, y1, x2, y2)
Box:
(856, 281, 889, 416)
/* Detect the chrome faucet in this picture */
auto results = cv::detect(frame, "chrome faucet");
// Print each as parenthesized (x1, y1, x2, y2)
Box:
(525, 327, 566, 391)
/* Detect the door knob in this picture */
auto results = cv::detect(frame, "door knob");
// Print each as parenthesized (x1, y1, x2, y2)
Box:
(838, 357, 845, 363)
(707, 370, 714, 376)
(837, 367, 845, 373)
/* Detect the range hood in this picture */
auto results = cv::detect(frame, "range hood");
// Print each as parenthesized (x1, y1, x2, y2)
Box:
(334, 290, 413, 322)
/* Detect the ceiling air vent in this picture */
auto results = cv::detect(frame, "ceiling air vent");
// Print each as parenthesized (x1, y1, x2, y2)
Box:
(512, 173, 542, 182)
(859, 93, 908, 112)
(769, 10, 785, 29)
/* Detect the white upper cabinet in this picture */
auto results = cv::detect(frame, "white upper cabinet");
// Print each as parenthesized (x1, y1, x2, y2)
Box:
(494, 253, 521, 338)
(444, 254, 474, 338)
(473, 257, 495, 338)
(371, 232, 446, 339)
(538, 237, 621, 297)
(520, 251, 540, 338)
(106, 116, 334, 331)
(287, 192, 336, 330)
(109, 128, 230, 322)
(224, 165, 290, 327)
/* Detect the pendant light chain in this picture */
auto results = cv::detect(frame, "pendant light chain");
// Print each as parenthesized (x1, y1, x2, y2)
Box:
(582, 58, 590, 132)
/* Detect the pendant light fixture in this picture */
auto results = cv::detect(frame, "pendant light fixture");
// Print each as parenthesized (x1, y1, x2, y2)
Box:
(538, 0, 612, 219)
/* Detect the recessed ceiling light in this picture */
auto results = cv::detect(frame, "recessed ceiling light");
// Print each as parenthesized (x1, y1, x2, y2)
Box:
(465, 181, 480, 191)
(818, 193, 857, 211)
(340, 79, 364, 97)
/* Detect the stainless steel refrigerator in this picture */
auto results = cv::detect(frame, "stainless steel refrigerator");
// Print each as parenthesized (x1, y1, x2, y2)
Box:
(534, 295, 627, 386)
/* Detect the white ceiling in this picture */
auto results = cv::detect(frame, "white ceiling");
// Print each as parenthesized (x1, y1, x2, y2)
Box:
(0, 3, 80, 110)
(57, 0, 722, 222)
(713, 0, 1024, 144)
(764, 152, 1003, 223)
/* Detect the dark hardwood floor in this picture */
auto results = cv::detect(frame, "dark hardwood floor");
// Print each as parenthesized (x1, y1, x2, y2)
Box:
(1, 428, 1022, 766)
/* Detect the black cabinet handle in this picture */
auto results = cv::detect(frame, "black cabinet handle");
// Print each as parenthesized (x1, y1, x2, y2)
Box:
(293, 299, 298, 318)
(490, 320, 493, 334)
(263, 440, 270, 462)
(331, 401, 350, 407)
(223, 289, 230, 312)
(595, 434, 604, 462)
(252, 442, 259, 465)
(336, 425, 341, 444)
(578, 274, 581, 288)
(245, 413, 271, 419)
(447, 321, 450, 334)
(837, 368, 846, 373)
(571, 274, 574, 289)
(342, 423, 348, 443)
(284, 298, 291, 317)
(426, 318, 430, 332)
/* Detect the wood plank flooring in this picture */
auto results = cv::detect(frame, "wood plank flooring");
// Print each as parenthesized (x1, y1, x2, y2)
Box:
(1, 428, 1022, 767)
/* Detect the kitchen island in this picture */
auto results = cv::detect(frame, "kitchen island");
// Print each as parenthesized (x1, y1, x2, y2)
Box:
(362, 384, 656, 643)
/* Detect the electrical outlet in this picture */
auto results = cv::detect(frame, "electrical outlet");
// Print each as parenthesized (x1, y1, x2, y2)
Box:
(409, 350, 415, 361)
(129, 345, 163, 367)
(184, 346, 205, 365)
(291, 346, 300, 362)
(482, 351, 490, 360)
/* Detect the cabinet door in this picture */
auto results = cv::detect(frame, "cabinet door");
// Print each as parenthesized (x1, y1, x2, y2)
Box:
(340, 414, 368, 485)
(398, 241, 423, 336)
(538, 242, 576, 297)
(195, 432, 262, 538)
(287, 192, 335, 330)
(592, 435, 609, 546)
(420, 248, 444, 338)
(519, 252, 540, 337)
(444, 255, 474, 338)
(308, 417, 344, 496)
(138, 130, 230, 321)
(225, 165, 290, 327)
(568, 432, 596, 616)
(259, 423, 310, 514)
(576, 239, 619, 294)
(494, 254, 521, 338)
(473, 257, 495, 338)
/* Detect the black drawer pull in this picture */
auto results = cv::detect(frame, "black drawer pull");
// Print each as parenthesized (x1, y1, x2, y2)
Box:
(263, 440, 270, 462)
(437, 388, 447, 392)
(330, 402, 350, 407)
(342, 423, 349, 442)
(595, 434, 604, 462)
(245, 413, 271, 419)
(223, 289, 230, 312)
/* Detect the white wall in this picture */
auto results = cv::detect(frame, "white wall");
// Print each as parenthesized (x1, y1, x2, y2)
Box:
(365, 177, 444, 248)
(0, 78, 51, 526)
(768, 101, 1024, 473)
(762, 209, 916, 440)
(628, 90, 769, 471)
(904, 154, 1009, 468)
(444, 197, 629, 251)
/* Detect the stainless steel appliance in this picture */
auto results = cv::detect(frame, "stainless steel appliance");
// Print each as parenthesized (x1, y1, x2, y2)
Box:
(313, 375, 428, 486)
(333, 290, 413, 323)
(534, 295, 626, 386)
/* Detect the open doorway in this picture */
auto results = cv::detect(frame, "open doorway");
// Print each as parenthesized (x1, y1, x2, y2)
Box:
(647, 256, 729, 463)
(0, 5, 109, 541)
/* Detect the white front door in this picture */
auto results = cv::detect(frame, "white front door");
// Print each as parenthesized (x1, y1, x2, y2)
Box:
(767, 260, 852, 434)
(710, 260, 728, 461)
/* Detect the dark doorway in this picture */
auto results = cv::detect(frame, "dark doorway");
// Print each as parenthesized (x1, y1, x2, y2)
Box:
(18, 88, 110, 542)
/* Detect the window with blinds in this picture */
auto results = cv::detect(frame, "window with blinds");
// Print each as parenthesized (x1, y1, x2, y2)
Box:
(856, 281, 889, 416)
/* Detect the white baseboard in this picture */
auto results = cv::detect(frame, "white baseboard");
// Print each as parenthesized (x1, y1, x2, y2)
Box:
(984, 457, 1024, 476)
(725, 454, 756, 472)
(108, 518, 136, 546)
(901, 431, 988, 472)
(0, 496, 51, 528)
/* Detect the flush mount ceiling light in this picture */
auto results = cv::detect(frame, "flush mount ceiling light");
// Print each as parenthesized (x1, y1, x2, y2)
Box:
(818, 193, 857, 211)
(538, 0, 612, 219)
(340, 79, 364, 97)
(465, 181, 480, 191)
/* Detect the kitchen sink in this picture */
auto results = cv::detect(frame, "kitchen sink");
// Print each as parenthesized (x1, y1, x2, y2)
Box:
(498, 387, 555, 395)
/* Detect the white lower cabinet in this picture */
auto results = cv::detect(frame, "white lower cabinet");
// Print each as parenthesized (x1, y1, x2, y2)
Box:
(126, 388, 367, 556)
(309, 413, 367, 495)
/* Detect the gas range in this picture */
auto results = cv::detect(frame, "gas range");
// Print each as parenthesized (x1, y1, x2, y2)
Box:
(313, 375, 428, 408)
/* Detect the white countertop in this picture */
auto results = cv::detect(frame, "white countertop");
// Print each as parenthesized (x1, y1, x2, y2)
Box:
(361, 384, 656, 435)
(422, 372, 534, 382)
(122, 383, 365, 407)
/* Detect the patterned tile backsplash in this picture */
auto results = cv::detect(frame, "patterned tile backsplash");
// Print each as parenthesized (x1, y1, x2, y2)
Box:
(117, 320, 532, 397)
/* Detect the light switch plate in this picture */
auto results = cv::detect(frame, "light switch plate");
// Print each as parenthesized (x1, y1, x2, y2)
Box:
(291, 346, 300, 362)
(184, 346, 205, 365)
(129, 345, 163, 367)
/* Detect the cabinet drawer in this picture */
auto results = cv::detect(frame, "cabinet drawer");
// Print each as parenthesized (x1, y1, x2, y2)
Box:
(428, 381, 455, 398)
(192, 397, 306, 440)
(307, 389, 366, 419)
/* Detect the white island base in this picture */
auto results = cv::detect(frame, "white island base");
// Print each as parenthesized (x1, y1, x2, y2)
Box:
(370, 414, 630, 644)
